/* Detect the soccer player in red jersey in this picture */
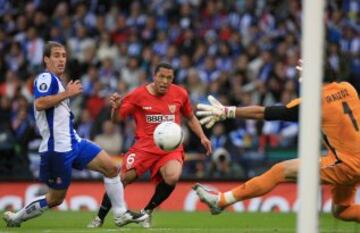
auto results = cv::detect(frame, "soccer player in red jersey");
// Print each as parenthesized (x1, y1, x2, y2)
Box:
(87, 62, 212, 228)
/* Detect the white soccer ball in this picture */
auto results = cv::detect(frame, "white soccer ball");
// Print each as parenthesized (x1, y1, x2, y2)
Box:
(153, 121, 184, 151)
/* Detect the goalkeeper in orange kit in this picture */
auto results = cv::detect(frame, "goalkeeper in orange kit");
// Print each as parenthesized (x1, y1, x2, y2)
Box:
(193, 63, 360, 223)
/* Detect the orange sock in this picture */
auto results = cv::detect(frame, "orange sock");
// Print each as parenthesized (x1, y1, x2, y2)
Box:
(218, 163, 286, 208)
(337, 205, 360, 222)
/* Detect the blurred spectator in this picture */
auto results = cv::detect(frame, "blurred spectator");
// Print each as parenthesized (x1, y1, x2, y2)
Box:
(0, 95, 12, 132)
(11, 104, 34, 175)
(207, 148, 244, 179)
(0, 121, 16, 174)
(98, 57, 119, 94)
(85, 81, 106, 120)
(77, 109, 93, 140)
(0, 95, 18, 176)
(5, 42, 27, 78)
(94, 120, 123, 156)
(96, 32, 119, 61)
(0, 70, 21, 98)
(198, 56, 221, 84)
(120, 56, 142, 90)
(210, 123, 228, 150)
(24, 27, 44, 73)
(67, 24, 95, 62)
(260, 90, 299, 150)
(81, 65, 99, 96)
(194, 161, 206, 179)
(184, 68, 206, 103)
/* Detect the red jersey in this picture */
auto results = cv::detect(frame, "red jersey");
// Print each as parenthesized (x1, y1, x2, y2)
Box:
(118, 84, 193, 154)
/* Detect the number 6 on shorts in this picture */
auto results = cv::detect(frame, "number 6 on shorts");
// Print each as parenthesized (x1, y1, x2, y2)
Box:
(126, 153, 136, 169)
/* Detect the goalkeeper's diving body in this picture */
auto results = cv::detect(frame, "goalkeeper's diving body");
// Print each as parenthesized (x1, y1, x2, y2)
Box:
(194, 64, 360, 222)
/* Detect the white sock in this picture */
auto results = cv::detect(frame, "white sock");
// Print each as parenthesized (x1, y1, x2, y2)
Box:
(104, 176, 127, 216)
(13, 195, 48, 222)
(223, 191, 237, 205)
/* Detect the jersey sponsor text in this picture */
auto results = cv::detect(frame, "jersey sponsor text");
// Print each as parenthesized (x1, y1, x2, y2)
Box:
(146, 114, 175, 123)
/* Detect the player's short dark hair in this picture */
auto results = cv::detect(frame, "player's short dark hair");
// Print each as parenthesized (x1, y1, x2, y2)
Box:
(154, 62, 174, 74)
(43, 41, 65, 68)
(43, 41, 65, 58)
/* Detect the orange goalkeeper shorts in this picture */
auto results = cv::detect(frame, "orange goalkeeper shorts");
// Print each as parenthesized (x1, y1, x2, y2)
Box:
(320, 152, 360, 206)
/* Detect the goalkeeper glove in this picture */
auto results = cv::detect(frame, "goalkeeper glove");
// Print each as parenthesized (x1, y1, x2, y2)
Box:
(196, 95, 236, 128)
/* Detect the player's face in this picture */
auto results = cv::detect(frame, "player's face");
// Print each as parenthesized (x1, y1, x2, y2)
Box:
(44, 46, 67, 76)
(153, 67, 174, 95)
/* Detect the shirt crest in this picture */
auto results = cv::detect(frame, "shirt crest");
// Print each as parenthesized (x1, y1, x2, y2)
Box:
(168, 104, 176, 113)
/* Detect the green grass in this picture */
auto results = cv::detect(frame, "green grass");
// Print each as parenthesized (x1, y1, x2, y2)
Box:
(1, 211, 359, 233)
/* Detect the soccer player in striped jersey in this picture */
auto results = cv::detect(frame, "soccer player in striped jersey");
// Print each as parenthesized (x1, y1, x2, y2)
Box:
(3, 41, 148, 227)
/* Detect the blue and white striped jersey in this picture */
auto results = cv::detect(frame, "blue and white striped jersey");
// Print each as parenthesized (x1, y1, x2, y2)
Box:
(33, 72, 81, 153)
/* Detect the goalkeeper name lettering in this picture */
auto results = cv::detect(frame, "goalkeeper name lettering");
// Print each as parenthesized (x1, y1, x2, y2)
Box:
(325, 88, 349, 103)
(146, 114, 175, 123)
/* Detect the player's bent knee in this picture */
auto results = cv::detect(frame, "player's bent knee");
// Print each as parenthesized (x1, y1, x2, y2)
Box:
(332, 205, 350, 221)
(279, 159, 298, 181)
(121, 170, 137, 185)
(47, 197, 64, 207)
(121, 176, 133, 185)
(46, 189, 66, 207)
(333, 211, 348, 221)
(103, 166, 119, 178)
(163, 174, 180, 185)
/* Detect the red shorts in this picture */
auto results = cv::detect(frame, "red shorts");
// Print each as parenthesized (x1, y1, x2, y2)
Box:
(121, 149, 184, 183)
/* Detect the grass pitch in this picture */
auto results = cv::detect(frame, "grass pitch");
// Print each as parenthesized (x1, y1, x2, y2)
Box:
(1, 211, 359, 233)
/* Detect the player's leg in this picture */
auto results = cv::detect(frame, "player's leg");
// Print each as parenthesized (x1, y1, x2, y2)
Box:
(87, 149, 147, 228)
(140, 153, 183, 228)
(144, 160, 181, 212)
(319, 156, 360, 222)
(87, 193, 112, 228)
(331, 185, 360, 222)
(88, 169, 137, 228)
(3, 188, 67, 227)
(87, 150, 147, 226)
(86, 150, 127, 215)
(194, 159, 298, 214)
(3, 151, 70, 227)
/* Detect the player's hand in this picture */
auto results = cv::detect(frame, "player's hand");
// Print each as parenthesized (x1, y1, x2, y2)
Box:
(196, 95, 236, 128)
(296, 59, 303, 72)
(200, 136, 212, 156)
(296, 59, 303, 81)
(110, 92, 122, 110)
(66, 80, 83, 97)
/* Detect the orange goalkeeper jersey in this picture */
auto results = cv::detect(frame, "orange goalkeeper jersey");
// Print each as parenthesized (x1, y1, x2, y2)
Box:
(265, 81, 360, 167)
(321, 82, 360, 163)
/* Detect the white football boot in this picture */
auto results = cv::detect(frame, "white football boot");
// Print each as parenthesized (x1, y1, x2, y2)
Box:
(86, 216, 103, 228)
(3, 211, 21, 227)
(114, 210, 149, 227)
(138, 209, 152, 228)
(193, 183, 223, 215)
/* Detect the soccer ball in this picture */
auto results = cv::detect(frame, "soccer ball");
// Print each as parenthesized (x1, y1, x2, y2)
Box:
(153, 121, 184, 151)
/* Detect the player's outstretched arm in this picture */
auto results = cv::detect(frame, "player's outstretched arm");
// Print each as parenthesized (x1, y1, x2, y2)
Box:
(35, 80, 83, 111)
(234, 105, 266, 120)
(196, 95, 265, 128)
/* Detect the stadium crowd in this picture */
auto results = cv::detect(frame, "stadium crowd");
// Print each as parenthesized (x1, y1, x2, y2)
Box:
(0, 0, 359, 180)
